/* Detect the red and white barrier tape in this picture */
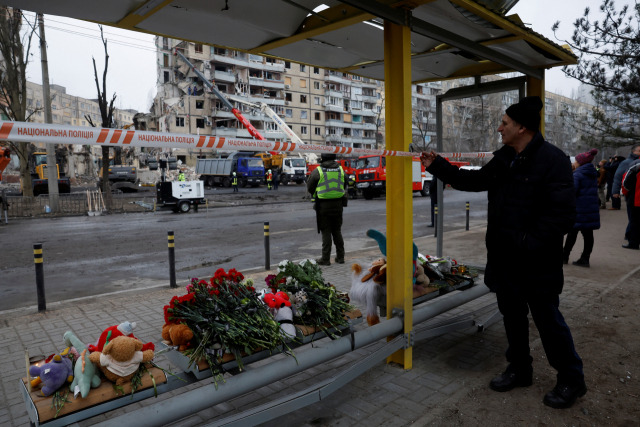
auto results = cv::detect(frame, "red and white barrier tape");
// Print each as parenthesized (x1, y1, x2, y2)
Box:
(0, 121, 493, 159)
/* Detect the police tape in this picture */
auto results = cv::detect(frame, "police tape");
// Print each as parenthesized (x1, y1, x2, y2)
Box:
(0, 121, 493, 159)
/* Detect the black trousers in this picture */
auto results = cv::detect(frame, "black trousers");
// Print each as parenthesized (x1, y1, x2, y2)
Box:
(563, 229, 594, 260)
(496, 288, 584, 386)
(318, 212, 344, 262)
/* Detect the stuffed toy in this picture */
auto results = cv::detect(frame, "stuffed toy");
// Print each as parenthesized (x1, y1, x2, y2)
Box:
(89, 336, 154, 386)
(263, 292, 296, 338)
(88, 321, 155, 353)
(64, 330, 102, 398)
(349, 263, 383, 326)
(29, 352, 74, 396)
(161, 322, 194, 351)
(361, 258, 387, 284)
(412, 263, 431, 297)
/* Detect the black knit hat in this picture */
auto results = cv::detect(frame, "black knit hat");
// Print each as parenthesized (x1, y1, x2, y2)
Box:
(321, 153, 337, 161)
(505, 96, 543, 131)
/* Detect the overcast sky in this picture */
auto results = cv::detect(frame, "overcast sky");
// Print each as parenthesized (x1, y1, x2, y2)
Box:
(21, 0, 601, 114)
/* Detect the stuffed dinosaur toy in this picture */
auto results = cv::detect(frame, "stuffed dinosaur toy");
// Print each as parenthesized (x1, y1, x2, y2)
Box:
(64, 330, 102, 398)
(367, 229, 426, 294)
(29, 351, 74, 397)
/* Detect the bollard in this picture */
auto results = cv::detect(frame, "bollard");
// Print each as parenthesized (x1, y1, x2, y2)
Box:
(168, 231, 177, 288)
(33, 243, 46, 312)
(433, 205, 438, 238)
(465, 201, 470, 231)
(264, 222, 270, 270)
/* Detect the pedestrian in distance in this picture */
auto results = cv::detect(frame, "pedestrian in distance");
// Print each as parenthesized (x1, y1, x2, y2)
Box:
(620, 157, 640, 249)
(421, 95, 586, 409)
(307, 153, 347, 266)
(597, 159, 607, 209)
(611, 144, 640, 244)
(272, 168, 280, 190)
(604, 156, 618, 203)
(232, 172, 238, 193)
(563, 149, 601, 267)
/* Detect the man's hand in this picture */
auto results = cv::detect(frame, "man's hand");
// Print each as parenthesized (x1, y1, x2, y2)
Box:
(613, 194, 620, 198)
(420, 151, 437, 168)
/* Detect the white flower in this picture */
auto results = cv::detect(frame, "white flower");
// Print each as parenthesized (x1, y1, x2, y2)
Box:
(242, 278, 255, 286)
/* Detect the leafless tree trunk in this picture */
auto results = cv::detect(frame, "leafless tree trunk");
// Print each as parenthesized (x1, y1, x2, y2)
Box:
(0, 7, 38, 196)
(88, 25, 116, 209)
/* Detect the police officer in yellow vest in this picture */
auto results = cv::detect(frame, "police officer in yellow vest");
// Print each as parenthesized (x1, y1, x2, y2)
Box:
(307, 153, 347, 265)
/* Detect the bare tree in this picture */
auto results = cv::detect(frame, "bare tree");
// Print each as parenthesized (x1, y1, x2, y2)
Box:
(85, 25, 116, 209)
(553, 0, 640, 147)
(0, 7, 38, 196)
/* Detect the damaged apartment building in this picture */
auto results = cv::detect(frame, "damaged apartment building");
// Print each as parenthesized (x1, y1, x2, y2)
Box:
(152, 37, 384, 165)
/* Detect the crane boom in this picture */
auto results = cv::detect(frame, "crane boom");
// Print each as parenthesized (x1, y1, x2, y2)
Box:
(173, 49, 265, 140)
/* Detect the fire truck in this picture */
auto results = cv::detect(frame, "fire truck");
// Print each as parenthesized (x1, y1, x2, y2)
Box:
(355, 155, 433, 200)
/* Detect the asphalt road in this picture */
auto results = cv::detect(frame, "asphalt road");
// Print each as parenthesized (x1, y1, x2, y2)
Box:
(0, 186, 487, 311)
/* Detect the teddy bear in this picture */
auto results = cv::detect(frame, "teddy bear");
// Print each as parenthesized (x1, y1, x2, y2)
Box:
(29, 352, 74, 396)
(89, 336, 154, 386)
(88, 321, 155, 353)
(263, 291, 296, 338)
(412, 263, 431, 297)
(161, 322, 194, 351)
(63, 330, 102, 398)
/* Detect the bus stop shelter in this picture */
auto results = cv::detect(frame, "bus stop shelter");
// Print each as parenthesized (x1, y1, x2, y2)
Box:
(4, 0, 577, 370)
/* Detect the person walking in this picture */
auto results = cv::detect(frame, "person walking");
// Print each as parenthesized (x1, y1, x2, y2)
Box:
(597, 159, 607, 209)
(421, 96, 586, 409)
(563, 149, 601, 267)
(307, 153, 347, 266)
(621, 160, 640, 249)
(232, 172, 238, 193)
(612, 145, 640, 243)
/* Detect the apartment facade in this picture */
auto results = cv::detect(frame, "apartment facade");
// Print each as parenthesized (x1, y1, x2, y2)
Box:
(153, 38, 383, 151)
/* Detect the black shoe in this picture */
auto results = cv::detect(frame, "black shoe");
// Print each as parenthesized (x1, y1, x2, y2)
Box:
(335, 258, 345, 264)
(316, 259, 331, 266)
(489, 371, 533, 392)
(572, 258, 590, 267)
(622, 243, 640, 250)
(543, 382, 587, 409)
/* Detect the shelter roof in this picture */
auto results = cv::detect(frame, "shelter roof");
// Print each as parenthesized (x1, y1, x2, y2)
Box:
(5, 0, 576, 82)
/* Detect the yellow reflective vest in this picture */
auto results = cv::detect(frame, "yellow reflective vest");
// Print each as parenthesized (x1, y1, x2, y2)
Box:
(315, 166, 345, 199)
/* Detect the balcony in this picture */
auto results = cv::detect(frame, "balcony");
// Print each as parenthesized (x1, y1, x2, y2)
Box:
(325, 104, 346, 113)
(211, 127, 239, 137)
(325, 73, 351, 85)
(212, 54, 250, 67)
(213, 70, 236, 83)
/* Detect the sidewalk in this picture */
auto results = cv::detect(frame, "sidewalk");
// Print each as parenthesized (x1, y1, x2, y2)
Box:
(1, 209, 638, 426)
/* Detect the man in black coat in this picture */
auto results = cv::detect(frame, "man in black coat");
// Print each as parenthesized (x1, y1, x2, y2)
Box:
(421, 96, 586, 409)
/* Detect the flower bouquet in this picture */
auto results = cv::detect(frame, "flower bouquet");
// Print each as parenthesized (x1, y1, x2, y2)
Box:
(163, 268, 286, 379)
(266, 259, 354, 337)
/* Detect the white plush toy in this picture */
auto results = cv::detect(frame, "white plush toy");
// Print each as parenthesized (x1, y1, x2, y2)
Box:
(349, 263, 383, 326)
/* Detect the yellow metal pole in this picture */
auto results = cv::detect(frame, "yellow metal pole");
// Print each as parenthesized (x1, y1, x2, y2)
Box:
(384, 21, 413, 369)
(526, 74, 545, 137)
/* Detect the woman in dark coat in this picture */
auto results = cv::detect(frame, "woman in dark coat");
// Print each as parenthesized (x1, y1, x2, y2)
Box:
(563, 149, 601, 267)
